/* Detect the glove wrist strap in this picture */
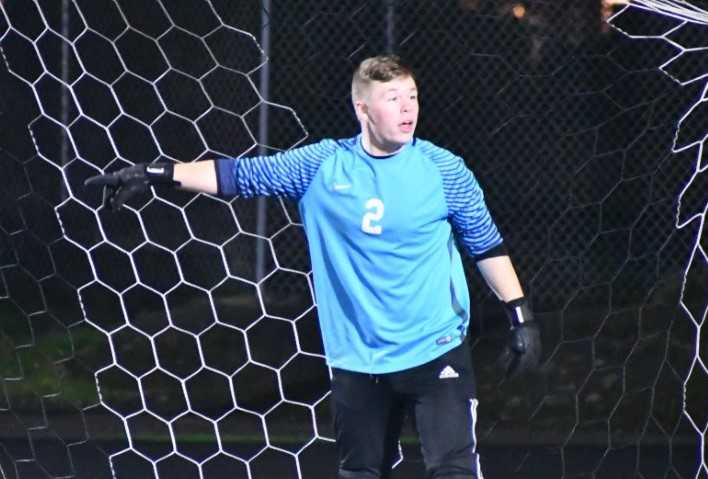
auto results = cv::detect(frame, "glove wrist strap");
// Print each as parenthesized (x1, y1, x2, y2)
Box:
(145, 163, 181, 186)
(503, 297, 534, 327)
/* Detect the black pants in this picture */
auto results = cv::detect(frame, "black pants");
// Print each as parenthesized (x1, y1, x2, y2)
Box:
(331, 342, 483, 479)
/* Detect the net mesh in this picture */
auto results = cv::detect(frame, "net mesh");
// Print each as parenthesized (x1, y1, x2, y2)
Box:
(0, 1, 705, 478)
(613, 1, 708, 477)
(626, 0, 708, 25)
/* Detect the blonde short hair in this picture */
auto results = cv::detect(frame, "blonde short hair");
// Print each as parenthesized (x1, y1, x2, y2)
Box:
(351, 55, 415, 100)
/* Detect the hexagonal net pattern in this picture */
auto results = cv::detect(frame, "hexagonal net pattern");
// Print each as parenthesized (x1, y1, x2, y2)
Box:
(609, 3, 708, 478)
(0, 1, 705, 479)
(0, 2, 332, 478)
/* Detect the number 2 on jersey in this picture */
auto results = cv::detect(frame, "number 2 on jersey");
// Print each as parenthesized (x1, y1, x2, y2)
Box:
(361, 198, 384, 235)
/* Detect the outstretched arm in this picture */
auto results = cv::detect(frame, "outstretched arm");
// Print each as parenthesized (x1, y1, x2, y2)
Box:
(84, 140, 339, 209)
(84, 160, 219, 210)
(173, 160, 218, 194)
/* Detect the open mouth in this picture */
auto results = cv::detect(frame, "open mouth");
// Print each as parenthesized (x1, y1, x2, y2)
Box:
(399, 120, 414, 130)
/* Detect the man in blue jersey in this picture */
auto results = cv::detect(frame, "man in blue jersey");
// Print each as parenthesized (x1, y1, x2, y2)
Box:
(86, 55, 541, 479)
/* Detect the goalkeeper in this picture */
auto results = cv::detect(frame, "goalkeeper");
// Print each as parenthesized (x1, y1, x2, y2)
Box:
(86, 55, 541, 479)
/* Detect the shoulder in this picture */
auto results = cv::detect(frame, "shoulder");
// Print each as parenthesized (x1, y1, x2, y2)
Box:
(413, 138, 462, 163)
(298, 136, 356, 157)
(411, 138, 467, 177)
(316, 136, 358, 150)
(279, 138, 348, 170)
(301, 137, 340, 153)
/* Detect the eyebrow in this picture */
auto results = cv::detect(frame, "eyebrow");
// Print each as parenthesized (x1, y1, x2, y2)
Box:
(384, 87, 418, 93)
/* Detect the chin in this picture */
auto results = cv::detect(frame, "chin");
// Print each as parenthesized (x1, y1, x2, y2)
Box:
(399, 133, 415, 144)
(388, 140, 408, 151)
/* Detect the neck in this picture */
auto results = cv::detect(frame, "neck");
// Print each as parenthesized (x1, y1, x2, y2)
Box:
(360, 128, 404, 156)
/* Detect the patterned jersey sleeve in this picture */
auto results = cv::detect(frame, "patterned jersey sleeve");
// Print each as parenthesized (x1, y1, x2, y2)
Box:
(432, 150, 503, 257)
(215, 139, 338, 200)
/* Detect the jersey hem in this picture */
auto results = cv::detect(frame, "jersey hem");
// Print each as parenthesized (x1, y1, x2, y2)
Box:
(326, 336, 464, 374)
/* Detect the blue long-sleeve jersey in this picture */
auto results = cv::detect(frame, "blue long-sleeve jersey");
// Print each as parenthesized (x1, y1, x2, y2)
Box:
(216, 136, 502, 373)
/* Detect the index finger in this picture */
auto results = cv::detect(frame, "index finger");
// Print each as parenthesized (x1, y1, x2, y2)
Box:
(84, 173, 119, 188)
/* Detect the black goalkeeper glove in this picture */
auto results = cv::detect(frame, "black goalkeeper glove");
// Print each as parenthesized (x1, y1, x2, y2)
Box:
(84, 163, 180, 210)
(499, 297, 542, 379)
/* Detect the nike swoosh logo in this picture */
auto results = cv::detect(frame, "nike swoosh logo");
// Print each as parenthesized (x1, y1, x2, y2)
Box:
(333, 184, 352, 191)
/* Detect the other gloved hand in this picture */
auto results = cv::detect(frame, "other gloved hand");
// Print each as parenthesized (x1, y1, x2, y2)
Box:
(499, 297, 542, 379)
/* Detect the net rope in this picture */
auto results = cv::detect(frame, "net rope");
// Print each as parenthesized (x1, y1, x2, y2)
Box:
(625, 0, 708, 25)
(611, 3, 707, 477)
(0, 1, 333, 478)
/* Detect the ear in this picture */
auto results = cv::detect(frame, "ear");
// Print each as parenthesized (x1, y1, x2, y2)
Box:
(353, 98, 368, 123)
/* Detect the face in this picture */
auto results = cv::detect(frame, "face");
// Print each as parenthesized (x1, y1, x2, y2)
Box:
(356, 75, 419, 155)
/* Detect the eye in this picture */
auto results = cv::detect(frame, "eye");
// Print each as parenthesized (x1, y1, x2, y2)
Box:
(388, 96, 398, 102)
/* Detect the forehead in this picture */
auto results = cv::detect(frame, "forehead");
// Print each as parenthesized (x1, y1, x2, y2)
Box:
(367, 75, 417, 96)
